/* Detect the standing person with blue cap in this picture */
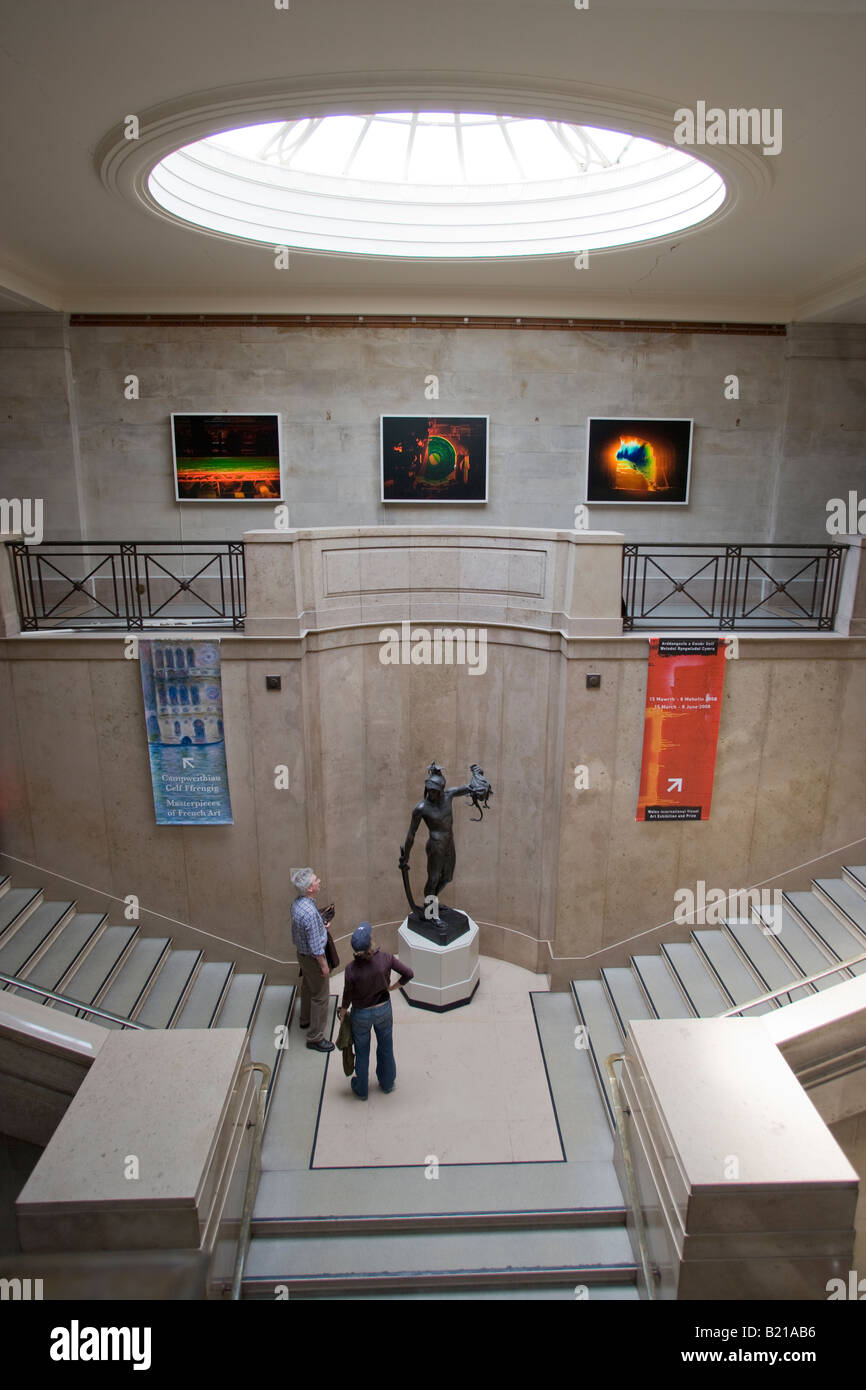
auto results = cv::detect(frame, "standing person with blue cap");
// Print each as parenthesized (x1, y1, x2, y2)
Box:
(337, 923, 414, 1100)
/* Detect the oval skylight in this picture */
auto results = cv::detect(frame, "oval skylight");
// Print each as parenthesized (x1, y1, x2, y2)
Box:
(147, 112, 727, 259)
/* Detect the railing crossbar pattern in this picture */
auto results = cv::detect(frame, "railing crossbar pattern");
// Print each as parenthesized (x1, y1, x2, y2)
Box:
(622, 542, 847, 631)
(6, 538, 847, 633)
(6, 541, 246, 631)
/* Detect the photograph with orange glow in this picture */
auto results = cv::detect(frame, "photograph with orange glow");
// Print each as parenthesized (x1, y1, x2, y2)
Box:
(585, 416, 692, 505)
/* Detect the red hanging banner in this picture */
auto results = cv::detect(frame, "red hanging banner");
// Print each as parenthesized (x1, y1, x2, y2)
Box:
(637, 638, 727, 821)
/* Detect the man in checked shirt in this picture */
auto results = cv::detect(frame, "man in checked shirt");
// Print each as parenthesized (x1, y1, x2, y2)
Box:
(290, 867, 335, 1052)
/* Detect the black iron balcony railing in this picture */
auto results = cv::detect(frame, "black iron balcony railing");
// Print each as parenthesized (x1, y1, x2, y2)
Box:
(3, 537, 850, 634)
(622, 542, 847, 631)
(6, 541, 245, 631)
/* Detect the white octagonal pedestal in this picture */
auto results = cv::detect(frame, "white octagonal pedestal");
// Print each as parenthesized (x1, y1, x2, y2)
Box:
(398, 912, 480, 1011)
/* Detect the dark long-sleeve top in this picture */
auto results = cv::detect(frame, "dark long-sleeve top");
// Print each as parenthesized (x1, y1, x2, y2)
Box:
(341, 950, 414, 1010)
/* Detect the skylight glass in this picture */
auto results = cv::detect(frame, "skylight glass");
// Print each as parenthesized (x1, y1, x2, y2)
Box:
(147, 112, 727, 258)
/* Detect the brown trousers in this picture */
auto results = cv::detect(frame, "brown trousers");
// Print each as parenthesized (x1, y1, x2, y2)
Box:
(297, 953, 330, 1043)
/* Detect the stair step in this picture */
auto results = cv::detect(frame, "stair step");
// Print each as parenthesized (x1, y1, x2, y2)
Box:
(0, 888, 43, 941)
(691, 931, 775, 1016)
(260, 999, 337, 1172)
(135, 949, 202, 1028)
(631, 955, 693, 1019)
(96, 937, 171, 1026)
(783, 892, 866, 975)
(0, 876, 10, 898)
(4, 912, 107, 1004)
(0, 901, 75, 979)
(243, 1224, 637, 1295)
(288, 1282, 640, 1300)
(531, 991, 611, 1161)
(813, 879, 866, 944)
(660, 942, 731, 1016)
(723, 919, 812, 1004)
(570, 980, 624, 1129)
(176, 961, 234, 1029)
(601, 967, 652, 1039)
(752, 904, 840, 990)
(254, 1160, 625, 1236)
(217, 973, 265, 1031)
(842, 866, 866, 901)
(50, 926, 139, 1016)
(249, 985, 296, 1116)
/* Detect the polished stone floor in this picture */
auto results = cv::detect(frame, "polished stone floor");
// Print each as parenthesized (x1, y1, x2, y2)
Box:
(312, 957, 564, 1169)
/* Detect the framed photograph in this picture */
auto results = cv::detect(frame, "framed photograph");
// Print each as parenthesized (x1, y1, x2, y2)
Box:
(171, 413, 283, 501)
(381, 415, 488, 503)
(585, 417, 692, 505)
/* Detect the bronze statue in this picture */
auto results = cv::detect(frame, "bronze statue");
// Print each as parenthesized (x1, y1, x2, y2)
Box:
(399, 761, 492, 944)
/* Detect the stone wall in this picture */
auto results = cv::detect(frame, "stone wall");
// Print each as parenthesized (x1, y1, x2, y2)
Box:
(67, 321, 791, 542)
(5, 313, 864, 545)
(776, 325, 866, 542)
(1, 622, 864, 985)
(0, 314, 84, 542)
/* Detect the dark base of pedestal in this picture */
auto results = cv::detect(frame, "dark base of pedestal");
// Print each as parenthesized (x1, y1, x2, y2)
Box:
(406, 906, 470, 946)
(400, 978, 480, 1012)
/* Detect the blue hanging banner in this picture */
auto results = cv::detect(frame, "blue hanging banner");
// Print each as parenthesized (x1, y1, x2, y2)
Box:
(139, 638, 234, 825)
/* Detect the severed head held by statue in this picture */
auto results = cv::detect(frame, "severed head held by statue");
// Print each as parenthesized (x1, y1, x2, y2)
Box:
(398, 761, 493, 944)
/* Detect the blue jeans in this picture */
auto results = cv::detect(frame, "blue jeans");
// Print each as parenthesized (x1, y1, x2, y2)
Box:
(350, 999, 396, 1098)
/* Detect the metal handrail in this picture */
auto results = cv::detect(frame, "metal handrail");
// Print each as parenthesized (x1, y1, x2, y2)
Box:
(0, 972, 150, 1029)
(626, 541, 851, 548)
(622, 540, 848, 631)
(5, 538, 246, 632)
(716, 948, 866, 1017)
(604, 1053, 658, 1300)
(231, 1061, 272, 1301)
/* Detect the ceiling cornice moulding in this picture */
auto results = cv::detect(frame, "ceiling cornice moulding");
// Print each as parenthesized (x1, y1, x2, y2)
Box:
(794, 256, 866, 322)
(96, 70, 772, 262)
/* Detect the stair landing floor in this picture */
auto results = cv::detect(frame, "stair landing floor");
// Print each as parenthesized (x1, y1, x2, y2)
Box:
(309, 958, 561, 1168)
(261, 958, 614, 1175)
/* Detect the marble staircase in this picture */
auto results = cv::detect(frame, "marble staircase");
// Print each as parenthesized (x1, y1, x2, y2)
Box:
(4, 866, 864, 1300)
(0, 873, 294, 1128)
(235, 868, 866, 1300)
(572, 866, 866, 1127)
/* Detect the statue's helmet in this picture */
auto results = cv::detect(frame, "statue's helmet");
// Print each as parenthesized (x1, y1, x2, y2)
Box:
(424, 761, 446, 792)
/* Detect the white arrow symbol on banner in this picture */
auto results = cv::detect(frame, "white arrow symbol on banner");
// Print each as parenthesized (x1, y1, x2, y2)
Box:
(182, 756, 194, 768)
(667, 777, 683, 792)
